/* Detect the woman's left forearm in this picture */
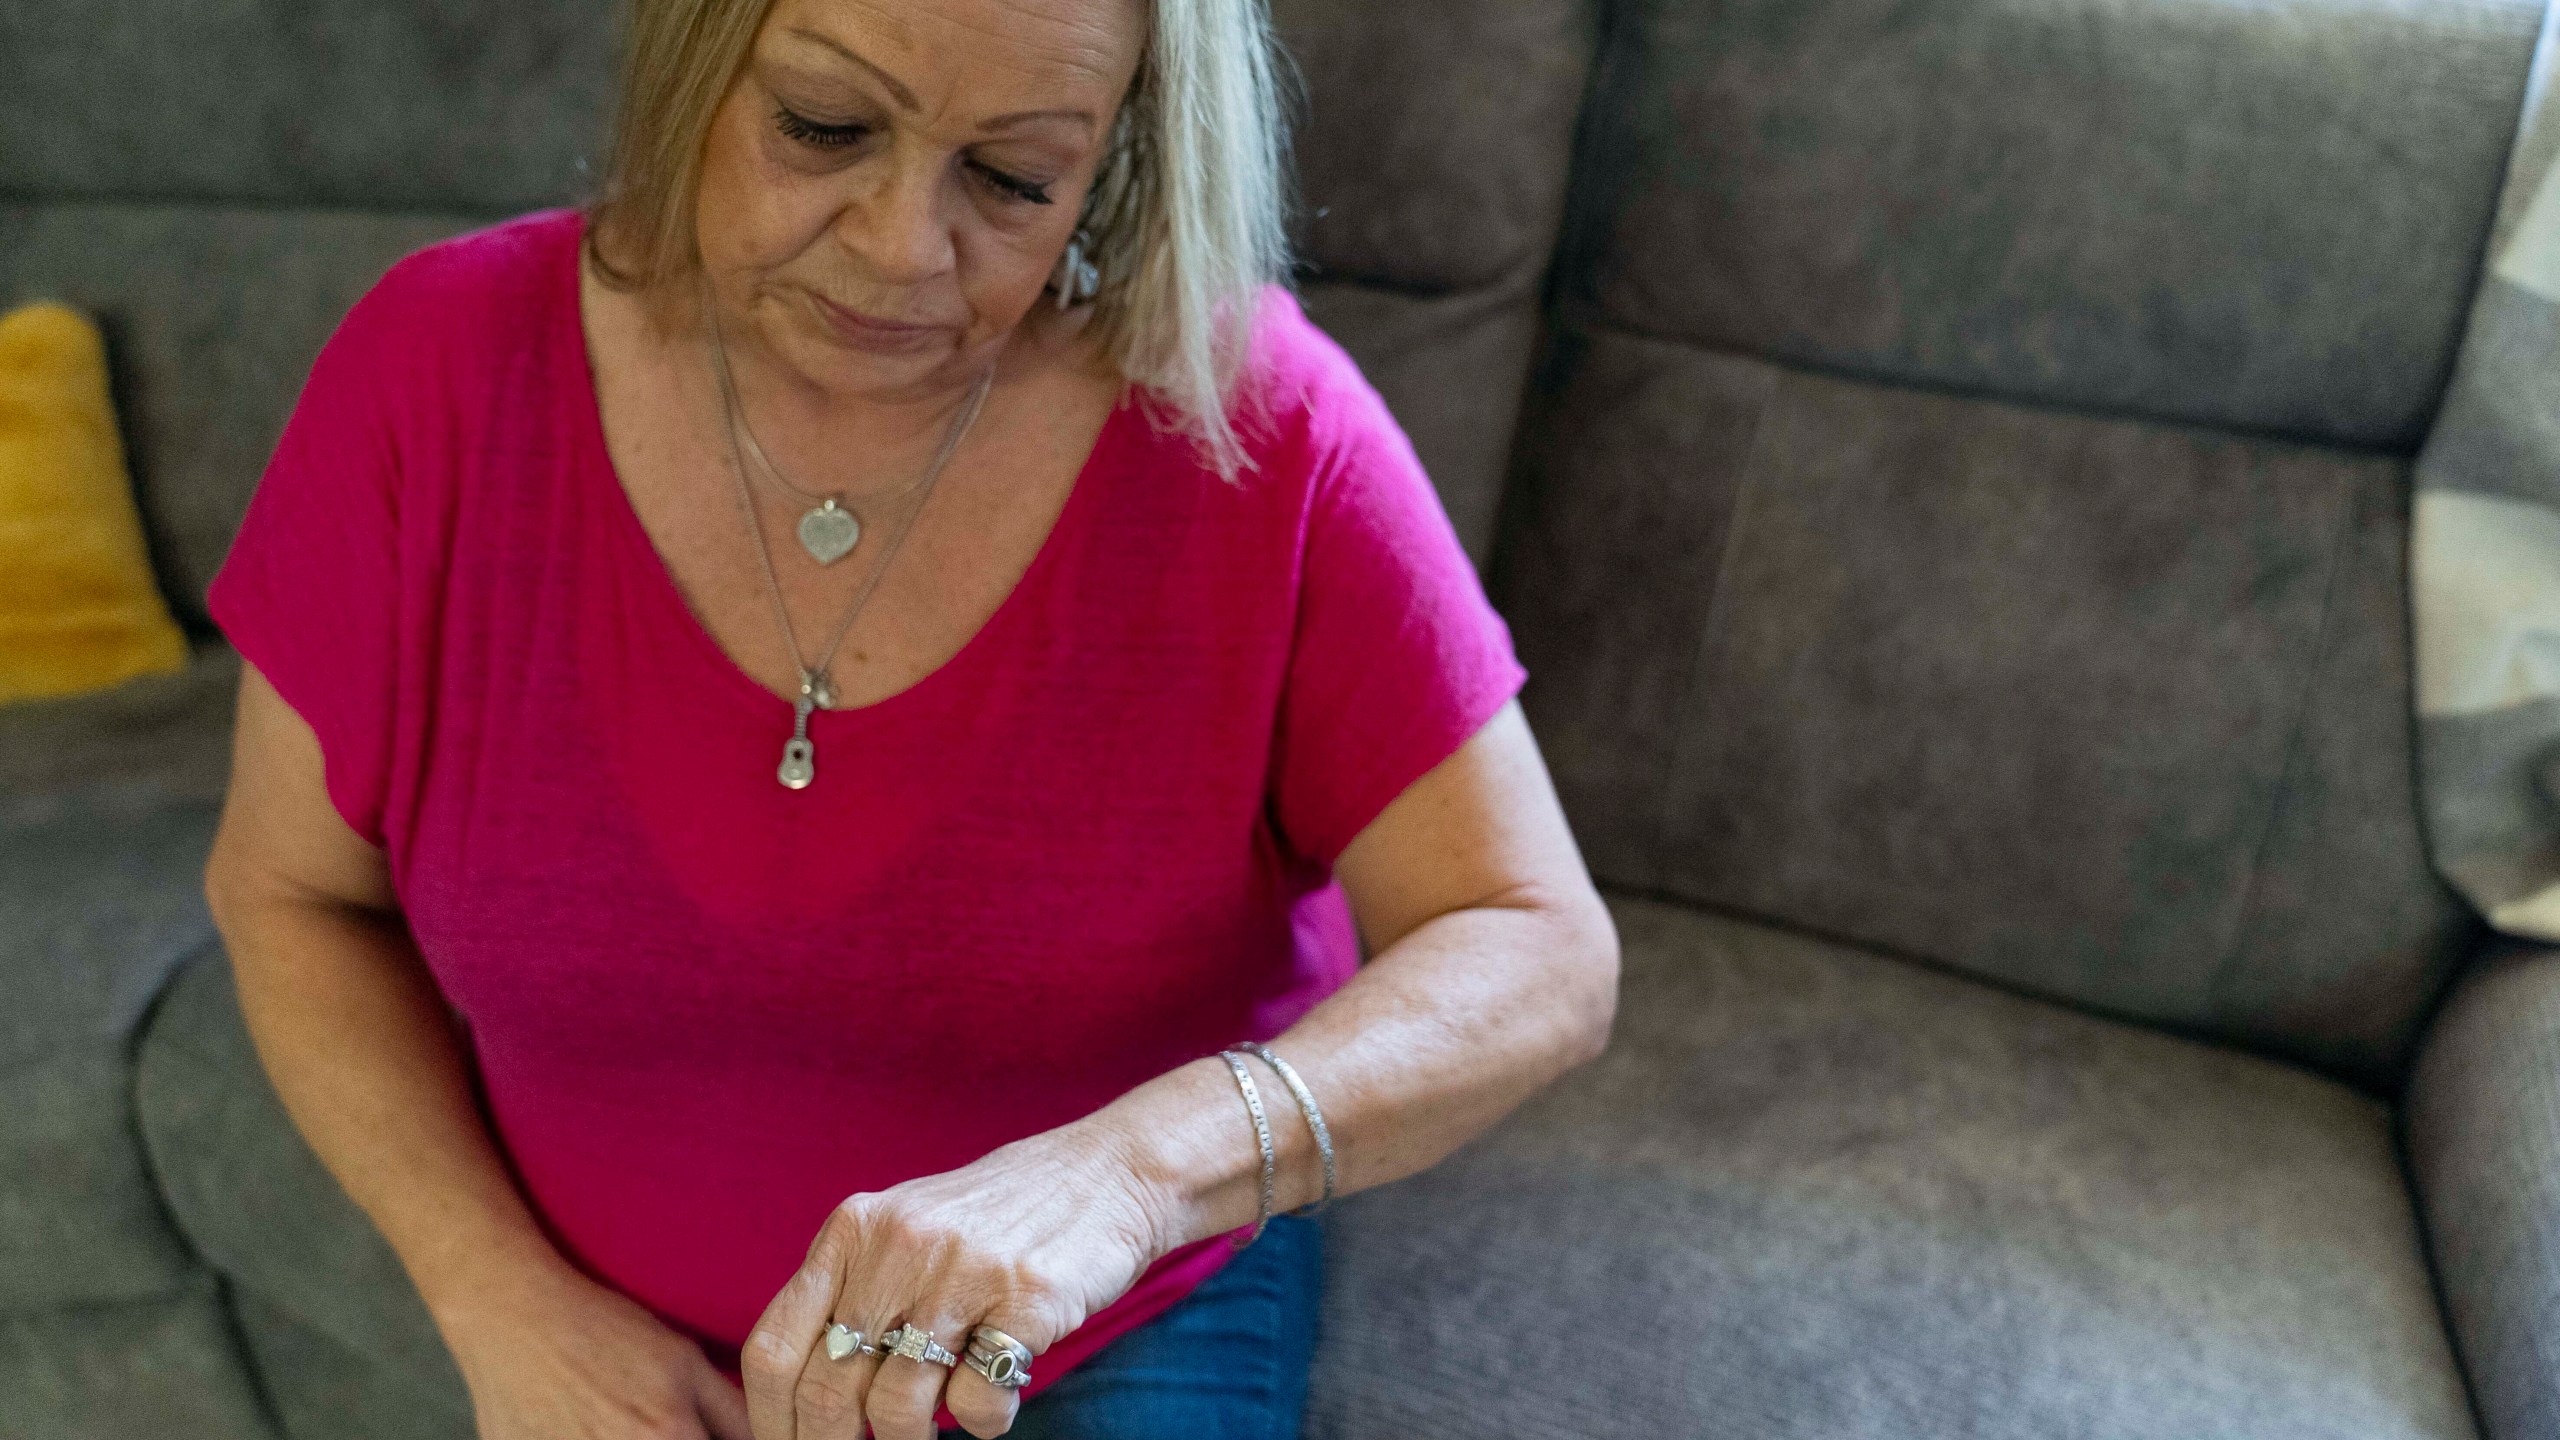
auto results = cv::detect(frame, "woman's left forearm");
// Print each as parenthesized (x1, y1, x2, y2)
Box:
(1072, 887, 1620, 1260)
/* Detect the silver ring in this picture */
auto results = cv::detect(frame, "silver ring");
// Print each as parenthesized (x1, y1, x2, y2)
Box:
(879, 1323, 959, 1368)
(822, 1323, 881, 1361)
(963, 1326, 1035, 1389)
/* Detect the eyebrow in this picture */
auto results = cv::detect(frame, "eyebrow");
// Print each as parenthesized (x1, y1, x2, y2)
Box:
(781, 26, 1098, 135)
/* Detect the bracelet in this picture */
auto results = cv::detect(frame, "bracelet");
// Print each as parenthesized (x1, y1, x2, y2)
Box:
(1215, 1050, 1276, 1249)
(1240, 1042, 1336, 1216)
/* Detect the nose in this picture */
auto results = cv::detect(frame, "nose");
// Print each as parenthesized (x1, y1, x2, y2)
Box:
(833, 145, 956, 289)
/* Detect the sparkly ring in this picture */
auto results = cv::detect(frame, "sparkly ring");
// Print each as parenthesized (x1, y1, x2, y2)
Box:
(878, 1323, 960, 1368)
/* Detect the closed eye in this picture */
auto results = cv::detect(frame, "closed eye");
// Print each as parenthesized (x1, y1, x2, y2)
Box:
(969, 163, 1052, 206)
(774, 105, 865, 148)
(772, 105, 1052, 206)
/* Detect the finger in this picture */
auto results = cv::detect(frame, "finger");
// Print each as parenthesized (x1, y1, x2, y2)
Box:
(943, 1365, 1021, 1440)
(864, 1312, 970, 1440)
(793, 1315, 884, 1440)
(942, 1313, 1044, 1440)
(803, 1255, 917, 1440)
(744, 1220, 853, 1440)
(811, 1199, 940, 1440)
(696, 1357, 755, 1440)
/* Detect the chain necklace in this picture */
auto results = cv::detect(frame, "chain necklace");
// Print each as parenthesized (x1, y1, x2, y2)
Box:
(703, 280, 952, 565)
(700, 277, 996, 790)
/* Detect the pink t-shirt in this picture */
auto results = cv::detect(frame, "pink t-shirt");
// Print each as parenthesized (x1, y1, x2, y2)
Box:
(205, 205, 1525, 1422)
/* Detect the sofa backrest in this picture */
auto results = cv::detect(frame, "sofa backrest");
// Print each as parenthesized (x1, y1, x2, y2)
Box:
(1493, 0, 2546, 1089)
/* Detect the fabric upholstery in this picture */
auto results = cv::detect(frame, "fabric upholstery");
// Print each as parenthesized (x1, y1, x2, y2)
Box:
(0, 787, 221, 1068)
(230, 1287, 472, 1440)
(0, 1272, 279, 1440)
(1491, 324, 2478, 1088)
(2413, 4, 2560, 942)
(1558, 0, 2546, 450)
(0, 636, 237, 803)
(2406, 937, 2560, 1440)
(0, 795, 223, 1310)
(0, 301, 188, 703)
(1308, 890, 2477, 1440)
(1276, 0, 1593, 291)
(0, 0, 619, 213)
(133, 944, 471, 1411)
(0, 1045, 198, 1311)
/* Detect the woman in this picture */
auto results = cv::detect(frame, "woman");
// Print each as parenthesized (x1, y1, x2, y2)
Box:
(198, 0, 1619, 1433)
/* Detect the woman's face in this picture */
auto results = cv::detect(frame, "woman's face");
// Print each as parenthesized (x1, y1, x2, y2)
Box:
(693, 0, 1145, 401)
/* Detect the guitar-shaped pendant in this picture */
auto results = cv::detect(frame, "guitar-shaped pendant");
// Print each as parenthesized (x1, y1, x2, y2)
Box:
(776, 670, 831, 790)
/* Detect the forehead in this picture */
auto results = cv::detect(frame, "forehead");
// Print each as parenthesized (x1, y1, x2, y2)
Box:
(761, 0, 1144, 104)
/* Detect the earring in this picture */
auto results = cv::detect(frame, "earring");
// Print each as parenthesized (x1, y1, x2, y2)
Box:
(1051, 227, 1100, 311)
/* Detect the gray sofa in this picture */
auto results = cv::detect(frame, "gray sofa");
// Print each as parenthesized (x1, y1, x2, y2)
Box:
(5, 0, 2556, 1436)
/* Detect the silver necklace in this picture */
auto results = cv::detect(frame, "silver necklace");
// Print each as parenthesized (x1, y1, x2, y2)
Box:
(704, 281, 943, 567)
(701, 285, 995, 790)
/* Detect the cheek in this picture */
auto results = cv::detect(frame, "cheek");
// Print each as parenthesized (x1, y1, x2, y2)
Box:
(954, 218, 1069, 308)
(694, 113, 836, 268)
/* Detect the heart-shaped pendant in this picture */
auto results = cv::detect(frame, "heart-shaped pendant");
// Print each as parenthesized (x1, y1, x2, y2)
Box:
(797, 500, 860, 565)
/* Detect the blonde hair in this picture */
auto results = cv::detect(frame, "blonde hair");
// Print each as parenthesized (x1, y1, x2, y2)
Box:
(584, 0, 1302, 486)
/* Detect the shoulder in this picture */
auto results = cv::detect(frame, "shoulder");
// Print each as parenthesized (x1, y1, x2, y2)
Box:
(328, 207, 580, 364)
(1209, 283, 1413, 497)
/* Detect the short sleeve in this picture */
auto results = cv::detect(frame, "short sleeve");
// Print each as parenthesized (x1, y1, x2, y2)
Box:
(1265, 384, 1530, 872)
(204, 281, 409, 850)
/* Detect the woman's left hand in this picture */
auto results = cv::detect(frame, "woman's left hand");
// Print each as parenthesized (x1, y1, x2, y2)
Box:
(739, 1118, 1174, 1440)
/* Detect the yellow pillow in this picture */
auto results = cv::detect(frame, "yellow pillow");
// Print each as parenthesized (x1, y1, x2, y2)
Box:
(0, 301, 188, 703)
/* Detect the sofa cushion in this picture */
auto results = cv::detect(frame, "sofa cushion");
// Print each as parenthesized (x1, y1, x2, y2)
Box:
(0, 791, 227, 1308)
(0, 635, 236, 804)
(1559, 0, 2546, 449)
(0, 782, 222, 1064)
(1277, 0, 1592, 293)
(230, 1285, 472, 1440)
(0, 0, 617, 214)
(2406, 938, 2560, 1440)
(1306, 890, 2475, 1440)
(1493, 324, 2479, 1087)
(0, 1270, 279, 1439)
(0, 1044, 198, 1310)
(133, 943, 469, 1407)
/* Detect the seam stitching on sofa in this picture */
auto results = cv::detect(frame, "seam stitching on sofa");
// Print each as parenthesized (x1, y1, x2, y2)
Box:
(2201, 466, 2367, 1037)
(1650, 362, 1781, 886)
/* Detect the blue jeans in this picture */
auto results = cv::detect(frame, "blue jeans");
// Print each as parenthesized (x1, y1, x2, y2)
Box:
(941, 1212, 1326, 1440)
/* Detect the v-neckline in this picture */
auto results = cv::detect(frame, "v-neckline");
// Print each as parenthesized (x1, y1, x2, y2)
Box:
(557, 208, 1127, 727)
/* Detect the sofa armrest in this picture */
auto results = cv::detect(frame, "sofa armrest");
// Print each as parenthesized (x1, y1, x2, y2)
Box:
(2406, 936, 2560, 1440)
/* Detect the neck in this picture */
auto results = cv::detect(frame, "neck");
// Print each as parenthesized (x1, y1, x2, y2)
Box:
(692, 290, 1006, 490)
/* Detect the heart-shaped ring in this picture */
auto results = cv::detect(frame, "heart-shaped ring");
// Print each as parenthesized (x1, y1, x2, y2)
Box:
(823, 1323, 881, 1361)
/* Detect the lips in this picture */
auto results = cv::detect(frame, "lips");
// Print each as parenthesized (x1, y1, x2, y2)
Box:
(811, 293, 941, 343)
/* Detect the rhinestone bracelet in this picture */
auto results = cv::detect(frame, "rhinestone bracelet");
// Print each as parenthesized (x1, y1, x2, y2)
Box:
(1216, 1050, 1277, 1249)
